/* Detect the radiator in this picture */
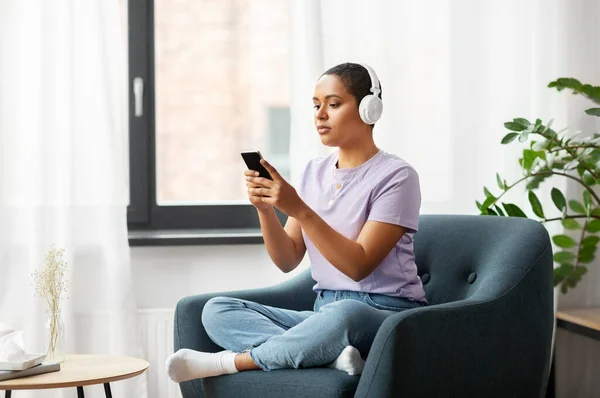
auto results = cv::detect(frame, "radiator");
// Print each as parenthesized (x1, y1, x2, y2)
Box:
(137, 309, 183, 398)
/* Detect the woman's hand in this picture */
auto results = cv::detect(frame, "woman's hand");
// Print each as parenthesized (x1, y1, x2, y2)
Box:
(245, 170, 273, 211)
(245, 159, 307, 218)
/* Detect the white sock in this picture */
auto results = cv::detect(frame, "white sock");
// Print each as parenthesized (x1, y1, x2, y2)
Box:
(165, 349, 239, 382)
(327, 345, 365, 376)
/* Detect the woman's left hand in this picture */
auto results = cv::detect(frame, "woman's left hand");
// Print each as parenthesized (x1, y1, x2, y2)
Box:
(245, 159, 306, 218)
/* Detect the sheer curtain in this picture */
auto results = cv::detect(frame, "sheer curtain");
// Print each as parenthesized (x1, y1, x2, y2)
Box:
(289, 0, 600, 395)
(0, 1, 146, 397)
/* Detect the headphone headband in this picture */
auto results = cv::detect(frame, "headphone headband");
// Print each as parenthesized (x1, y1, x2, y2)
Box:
(359, 63, 381, 97)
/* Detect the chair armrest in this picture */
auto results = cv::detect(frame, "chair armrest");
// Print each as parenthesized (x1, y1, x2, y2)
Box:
(355, 266, 553, 398)
(174, 268, 315, 353)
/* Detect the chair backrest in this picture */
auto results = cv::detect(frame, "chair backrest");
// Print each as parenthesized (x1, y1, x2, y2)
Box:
(414, 214, 552, 305)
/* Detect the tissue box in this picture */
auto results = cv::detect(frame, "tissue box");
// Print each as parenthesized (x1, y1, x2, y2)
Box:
(0, 353, 46, 371)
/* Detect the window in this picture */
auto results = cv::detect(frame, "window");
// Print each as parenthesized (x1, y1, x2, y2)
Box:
(125, 0, 291, 230)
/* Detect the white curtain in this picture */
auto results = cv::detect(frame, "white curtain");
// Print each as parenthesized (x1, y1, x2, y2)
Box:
(289, 0, 600, 396)
(0, 1, 147, 397)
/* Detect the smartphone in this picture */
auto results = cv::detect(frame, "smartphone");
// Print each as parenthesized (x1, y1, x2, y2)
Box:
(241, 151, 273, 180)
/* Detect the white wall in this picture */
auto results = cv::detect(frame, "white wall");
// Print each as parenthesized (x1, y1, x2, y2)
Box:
(131, 244, 310, 309)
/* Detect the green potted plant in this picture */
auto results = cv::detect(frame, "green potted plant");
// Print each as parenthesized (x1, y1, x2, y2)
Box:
(477, 78, 600, 293)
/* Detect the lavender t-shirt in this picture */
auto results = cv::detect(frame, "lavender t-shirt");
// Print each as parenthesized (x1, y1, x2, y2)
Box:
(297, 149, 426, 302)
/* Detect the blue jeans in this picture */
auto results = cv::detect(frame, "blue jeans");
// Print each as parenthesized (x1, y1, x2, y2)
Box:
(201, 289, 426, 371)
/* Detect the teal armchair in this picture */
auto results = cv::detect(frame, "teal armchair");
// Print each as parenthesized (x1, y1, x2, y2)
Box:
(174, 215, 554, 398)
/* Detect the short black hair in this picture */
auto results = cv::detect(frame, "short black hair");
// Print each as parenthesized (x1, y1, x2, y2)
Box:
(321, 62, 382, 108)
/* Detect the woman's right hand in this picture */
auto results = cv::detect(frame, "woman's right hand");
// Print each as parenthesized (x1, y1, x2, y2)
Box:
(245, 170, 272, 211)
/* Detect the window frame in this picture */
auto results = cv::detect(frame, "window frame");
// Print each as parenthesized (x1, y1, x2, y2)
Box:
(126, 0, 287, 232)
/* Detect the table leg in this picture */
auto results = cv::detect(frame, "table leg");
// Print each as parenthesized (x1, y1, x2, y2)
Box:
(104, 383, 112, 398)
(5, 391, 11, 398)
(77, 386, 85, 398)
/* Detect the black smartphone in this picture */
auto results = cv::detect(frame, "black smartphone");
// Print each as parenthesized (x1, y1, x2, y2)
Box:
(241, 151, 273, 180)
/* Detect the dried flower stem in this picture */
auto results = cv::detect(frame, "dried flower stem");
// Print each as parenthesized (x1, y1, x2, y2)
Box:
(32, 246, 69, 358)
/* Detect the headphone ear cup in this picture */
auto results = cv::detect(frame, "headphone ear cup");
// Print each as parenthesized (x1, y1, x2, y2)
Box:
(359, 95, 383, 125)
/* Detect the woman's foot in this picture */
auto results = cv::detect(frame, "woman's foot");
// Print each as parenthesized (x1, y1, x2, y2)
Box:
(327, 345, 365, 375)
(165, 349, 239, 382)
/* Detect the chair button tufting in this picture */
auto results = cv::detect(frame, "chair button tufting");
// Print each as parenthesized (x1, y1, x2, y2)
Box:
(421, 273, 430, 284)
(468, 272, 477, 284)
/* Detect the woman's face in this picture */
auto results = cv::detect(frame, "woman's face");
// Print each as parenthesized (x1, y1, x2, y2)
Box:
(312, 74, 366, 147)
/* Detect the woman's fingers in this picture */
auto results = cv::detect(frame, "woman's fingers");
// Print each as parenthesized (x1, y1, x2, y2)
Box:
(248, 187, 270, 197)
(259, 159, 282, 181)
(246, 182, 265, 191)
(245, 175, 273, 187)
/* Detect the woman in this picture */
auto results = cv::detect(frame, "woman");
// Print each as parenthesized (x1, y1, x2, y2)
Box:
(166, 62, 427, 382)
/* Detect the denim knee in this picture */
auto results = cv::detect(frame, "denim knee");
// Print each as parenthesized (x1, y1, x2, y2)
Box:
(201, 296, 239, 335)
(319, 299, 372, 332)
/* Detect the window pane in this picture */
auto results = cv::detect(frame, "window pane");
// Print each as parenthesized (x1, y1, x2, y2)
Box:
(154, 0, 291, 205)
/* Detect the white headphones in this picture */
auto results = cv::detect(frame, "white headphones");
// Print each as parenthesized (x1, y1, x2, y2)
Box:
(358, 63, 383, 125)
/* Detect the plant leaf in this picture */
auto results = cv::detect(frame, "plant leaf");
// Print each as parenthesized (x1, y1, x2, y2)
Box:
(559, 265, 588, 293)
(528, 191, 545, 218)
(483, 186, 495, 199)
(583, 172, 597, 186)
(501, 133, 519, 144)
(502, 203, 528, 218)
(582, 236, 600, 247)
(592, 208, 600, 217)
(513, 118, 530, 128)
(580, 245, 595, 256)
(562, 218, 581, 230)
(522, 151, 534, 171)
(548, 78, 582, 92)
(551, 188, 566, 212)
(585, 108, 600, 117)
(560, 284, 568, 294)
(521, 149, 546, 172)
(586, 219, 600, 233)
(573, 266, 588, 277)
(553, 263, 574, 286)
(552, 235, 576, 248)
(578, 252, 595, 264)
(569, 200, 586, 214)
(475, 200, 482, 211)
(583, 190, 593, 214)
(496, 173, 504, 190)
(494, 205, 505, 216)
(505, 122, 527, 132)
(526, 171, 551, 190)
(481, 196, 495, 212)
(554, 251, 575, 264)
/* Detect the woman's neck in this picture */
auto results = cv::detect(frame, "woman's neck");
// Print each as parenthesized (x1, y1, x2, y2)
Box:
(336, 143, 380, 169)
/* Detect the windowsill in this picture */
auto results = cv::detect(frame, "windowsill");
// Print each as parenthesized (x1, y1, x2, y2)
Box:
(128, 228, 264, 247)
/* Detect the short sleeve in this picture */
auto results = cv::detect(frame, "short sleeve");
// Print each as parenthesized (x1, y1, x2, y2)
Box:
(367, 166, 421, 232)
(296, 159, 313, 201)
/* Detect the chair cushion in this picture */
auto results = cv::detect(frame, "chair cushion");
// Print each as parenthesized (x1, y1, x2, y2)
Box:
(196, 368, 360, 398)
